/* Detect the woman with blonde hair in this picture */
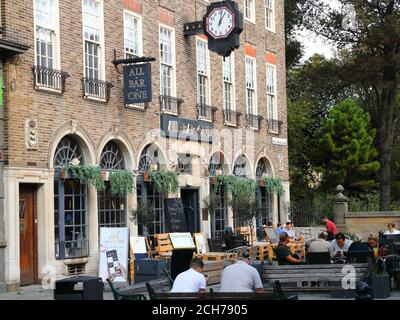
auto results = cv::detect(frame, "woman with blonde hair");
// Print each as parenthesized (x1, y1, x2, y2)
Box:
(384, 223, 400, 235)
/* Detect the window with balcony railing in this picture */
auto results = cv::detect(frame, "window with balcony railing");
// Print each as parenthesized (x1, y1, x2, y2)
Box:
(223, 110, 240, 127)
(33, 66, 69, 93)
(197, 103, 215, 122)
(267, 118, 282, 134)
(247, 114, 262, 131)
(159, 95, 182, 115)
(82, 78, 113, 102)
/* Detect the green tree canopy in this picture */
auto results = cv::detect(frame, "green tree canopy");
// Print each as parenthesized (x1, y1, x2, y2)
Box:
(317, 99, 380, 192)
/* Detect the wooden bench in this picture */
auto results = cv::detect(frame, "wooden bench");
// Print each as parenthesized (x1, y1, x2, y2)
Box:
(146, 281, 297, 300)
(262, 263, 370, 292)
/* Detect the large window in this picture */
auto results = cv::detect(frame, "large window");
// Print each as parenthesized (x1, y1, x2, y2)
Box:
(54, 136, 88, 260)
(210, 185, 228, 240)
(223, 54, 235, 124)
(98, 142, 127, 229)
(245, 57, 257, 116)
(244, 0, 255, 23)
(124, 12, 142, 59)
(34, 0, 59, 87)
(159, 26, 175, 98)
(265, 0, 275, 32)
(267, 64, 278, 128)
(83, 0, 103, 81)
(196, 38, 210, 107)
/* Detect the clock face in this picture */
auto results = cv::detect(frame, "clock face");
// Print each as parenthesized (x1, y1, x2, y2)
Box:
(206, 7, 235, 40)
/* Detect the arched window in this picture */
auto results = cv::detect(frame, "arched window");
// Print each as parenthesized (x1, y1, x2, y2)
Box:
(137, 145, 164, 236)
(256, 158, 273, 228)
(100, 141, 125, 170)
(138, 145, 160, 174)
(98, 141, 127, 229)
(54, 136, 88, 260)
(233, 155, 250, 178)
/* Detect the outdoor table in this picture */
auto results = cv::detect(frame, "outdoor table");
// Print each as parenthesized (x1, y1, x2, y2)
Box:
(195, 252, 238, 261)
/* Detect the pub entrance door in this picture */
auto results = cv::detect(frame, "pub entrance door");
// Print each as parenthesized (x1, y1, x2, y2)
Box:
(181, 189, 200, 234)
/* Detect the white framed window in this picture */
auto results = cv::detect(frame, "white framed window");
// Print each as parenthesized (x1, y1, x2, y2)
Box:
(245, 57, 257, 116)
(244, 0, 255, 23)
(196, 38, 210, 106)
(223, 53, 236, 125)
(265, 0, 275, 32)
(124, 11, 142, 59)
(266, 63, 277, 120)
(159, 25, 176, 97)
(83, 0, 104, 81)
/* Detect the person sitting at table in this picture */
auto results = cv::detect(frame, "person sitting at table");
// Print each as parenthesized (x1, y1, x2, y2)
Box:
(284, 222, 296, 239)
(220, 251, 264, 293)
(384, 223, 400, 235)
(331, 232, 353, 258)
(170, 258, 207, 293)
(307, 231, 334, 258)
(367, 234, 379, 257)
(275, 232, 302, 265)
(276, 223, 284, 235)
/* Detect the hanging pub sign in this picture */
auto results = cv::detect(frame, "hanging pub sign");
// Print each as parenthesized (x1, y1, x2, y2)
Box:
(203, 0, 244, 57)
(123, 63, 152, 105)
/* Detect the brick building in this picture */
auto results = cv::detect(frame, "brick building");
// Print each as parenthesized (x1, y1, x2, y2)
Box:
(0, 0, 289, 291)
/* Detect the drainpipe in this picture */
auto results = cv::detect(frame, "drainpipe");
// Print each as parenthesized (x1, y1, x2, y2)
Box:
(0, 59, 6, 293)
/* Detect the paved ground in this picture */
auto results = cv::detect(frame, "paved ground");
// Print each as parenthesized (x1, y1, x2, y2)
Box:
(0, 285, 400, 300)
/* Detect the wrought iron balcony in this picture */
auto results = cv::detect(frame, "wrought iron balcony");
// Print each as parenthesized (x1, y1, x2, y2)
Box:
(32, 66, 70, 93)
(223, 110, 241, 127)
(197, 103, 217, 122)
(159, 95, 183, 115)
(246, 114, 263, 131)
(82, 77, 113, 102)
(267, 118, 283, 134)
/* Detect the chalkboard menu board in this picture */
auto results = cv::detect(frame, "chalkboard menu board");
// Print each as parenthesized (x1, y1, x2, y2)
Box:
(164, 198, 187, 233)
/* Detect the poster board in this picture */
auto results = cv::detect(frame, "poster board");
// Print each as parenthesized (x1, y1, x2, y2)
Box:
(169, 232, 196, 250)
(99, 228, 129, 283)
(130, 236, 149, 260)
(265, 227, 279, 245)
(194, 233, 209, 254)
(164, 198, 187, 233)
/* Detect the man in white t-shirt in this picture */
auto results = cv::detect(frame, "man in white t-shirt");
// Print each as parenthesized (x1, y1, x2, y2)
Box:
(331, 232, 353, 258)
(220, 252, 264, 293)
(170, 258, 207, 293)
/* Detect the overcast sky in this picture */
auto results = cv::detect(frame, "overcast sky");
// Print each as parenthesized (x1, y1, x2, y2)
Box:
(297, 0, 340, 61)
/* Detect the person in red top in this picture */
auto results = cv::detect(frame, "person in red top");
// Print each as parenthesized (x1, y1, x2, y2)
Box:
(322, 216, 337, 241)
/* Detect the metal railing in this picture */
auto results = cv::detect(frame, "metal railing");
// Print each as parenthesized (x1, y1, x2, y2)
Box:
(197, 103, 216, 122)
(267, 118, 283, 134)
(82, 77, 113, 102)
(159, 95, 183, 115)
(223, 110, 241, 127)
(246, 114, 262, 131)
(32, 66, 69, 93)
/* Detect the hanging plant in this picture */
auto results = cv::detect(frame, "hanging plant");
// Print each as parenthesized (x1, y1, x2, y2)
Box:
(263, 177, 284, 196)
(65, 165, 105, 192)
(148, 170, 180, 195)
(215, 175, 256, 198)
(109, 170, 135, 195)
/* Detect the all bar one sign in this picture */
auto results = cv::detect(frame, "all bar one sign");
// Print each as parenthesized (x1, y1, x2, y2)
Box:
(124, 63, 152, 104)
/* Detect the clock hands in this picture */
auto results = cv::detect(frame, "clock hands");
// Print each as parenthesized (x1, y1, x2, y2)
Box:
(218, 10, 226, 26)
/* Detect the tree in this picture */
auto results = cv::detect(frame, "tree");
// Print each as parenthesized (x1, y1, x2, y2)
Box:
(316, 99, 380, 192)
(301, 0, 400, 210)
(284, 0, 307, 68)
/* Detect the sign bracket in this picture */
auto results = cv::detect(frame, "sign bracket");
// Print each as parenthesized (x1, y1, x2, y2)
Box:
(112, 49, 156, 70)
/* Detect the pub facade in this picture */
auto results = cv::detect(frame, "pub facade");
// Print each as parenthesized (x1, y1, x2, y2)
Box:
(0, 0, 289, 291)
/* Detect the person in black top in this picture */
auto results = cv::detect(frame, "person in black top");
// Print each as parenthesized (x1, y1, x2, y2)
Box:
(275, 232, 302, 265)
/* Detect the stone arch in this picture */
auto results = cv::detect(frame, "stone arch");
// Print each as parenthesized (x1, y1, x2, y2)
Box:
(97, 129, 136, 171)
(255, 152, 275, 179)
(49, 120, 96, 169)
(136, 141, 168, 173)
(208, 150, 230, 177)
(232, 152, 253, 178)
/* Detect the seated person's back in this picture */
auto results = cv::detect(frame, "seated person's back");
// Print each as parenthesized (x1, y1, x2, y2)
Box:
(275, 232, 302, 265)
(307, 231, 334, 258)
(170, 258, 207, 293)
(220, 252, 264, 293)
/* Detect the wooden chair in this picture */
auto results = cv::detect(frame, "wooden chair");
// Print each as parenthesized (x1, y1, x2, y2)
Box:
(106, 278, 147, 301)
(154, 233, 173, 258)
